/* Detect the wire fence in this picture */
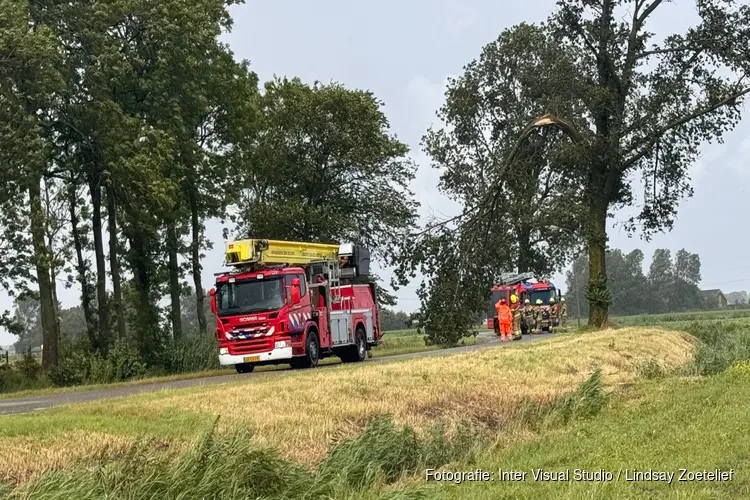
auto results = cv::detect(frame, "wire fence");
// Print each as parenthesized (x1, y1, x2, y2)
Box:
(0, 349, 42, 366)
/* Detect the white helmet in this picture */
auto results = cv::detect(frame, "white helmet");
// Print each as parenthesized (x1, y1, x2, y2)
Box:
(561, 297, 566, 302)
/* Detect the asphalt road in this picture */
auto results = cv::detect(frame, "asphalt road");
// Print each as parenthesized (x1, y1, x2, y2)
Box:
(0, 330, 546, 415)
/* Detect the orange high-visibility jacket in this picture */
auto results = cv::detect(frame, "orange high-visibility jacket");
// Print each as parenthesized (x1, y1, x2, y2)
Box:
(495, 302, 513, 325)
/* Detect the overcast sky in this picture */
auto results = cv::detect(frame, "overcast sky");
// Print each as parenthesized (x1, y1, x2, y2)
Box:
(2, 0, 750, 346)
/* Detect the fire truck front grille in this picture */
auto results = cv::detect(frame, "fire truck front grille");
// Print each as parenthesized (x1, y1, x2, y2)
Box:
(228, 338, 273, 355)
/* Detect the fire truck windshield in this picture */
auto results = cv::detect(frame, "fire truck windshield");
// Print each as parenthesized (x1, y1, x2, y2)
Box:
(217, 278, 285, 316)
(529, 289, 556, 305)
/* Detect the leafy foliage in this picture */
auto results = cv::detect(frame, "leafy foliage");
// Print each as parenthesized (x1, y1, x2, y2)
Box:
(398, 0, 750, 335)
(395, 24, 586, 345)
(230, 77, 419, 307)
(547, 0, 750, 326)
(378, 309, 411, 332)
(234, 77, 419, 263)
(1, 1, 420, 382)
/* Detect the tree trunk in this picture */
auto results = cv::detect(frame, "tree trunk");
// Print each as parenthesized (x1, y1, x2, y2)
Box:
(49, 259, 61, 348)
(41, 181, 62, 353)
(106, 184, 126, 341)
(45, 235, 62, 354)
(167, 224, 182, 340)
(89, 177, 109, 353)
(189, 191, 207, 335)
(69, 187, 98, 346)
(29, 181, 58, 367)
(586, 198, 610, 328)
(127, 231, 161, 361)
(516, 224, 532, 273)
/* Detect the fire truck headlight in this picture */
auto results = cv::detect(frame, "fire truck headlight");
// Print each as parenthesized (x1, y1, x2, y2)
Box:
(274, 340, 289, 349)
(219, 347, 228, 355)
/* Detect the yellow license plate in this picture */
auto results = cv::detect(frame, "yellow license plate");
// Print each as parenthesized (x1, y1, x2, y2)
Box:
(243, 356, 260, 363)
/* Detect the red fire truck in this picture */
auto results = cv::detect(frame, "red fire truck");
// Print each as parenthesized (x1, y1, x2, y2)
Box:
(209, 239, 382, 373)
(487, 273, 561, 334)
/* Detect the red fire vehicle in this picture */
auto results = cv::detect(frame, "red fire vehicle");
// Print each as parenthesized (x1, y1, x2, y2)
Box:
(486, 273, 561, 334)
(209, 239, 382, 373)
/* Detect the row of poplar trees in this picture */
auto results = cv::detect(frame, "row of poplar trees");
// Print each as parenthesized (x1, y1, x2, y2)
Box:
(0, 0, 419, 367)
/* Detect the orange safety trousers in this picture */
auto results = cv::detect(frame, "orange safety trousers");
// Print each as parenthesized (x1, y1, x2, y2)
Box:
(499, 321, 511, 335)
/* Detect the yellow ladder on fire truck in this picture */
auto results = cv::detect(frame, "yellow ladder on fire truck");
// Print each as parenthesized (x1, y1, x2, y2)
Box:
(223, 238, 352, 310)
(224, 239, 340, 267)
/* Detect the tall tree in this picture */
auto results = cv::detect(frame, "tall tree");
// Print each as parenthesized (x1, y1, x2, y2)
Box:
(647, 249, 673, 313)
(234, 77, 419, 300)
(46, 0, 136, 353)
(567, 247, 650, 316)
(0, 0, 66, 366)
(547, 0, 750, 326)
(112, 0, 257, 340)
(422, 24, 585, 277)
(620, 249, 647, 314)
(669, 248, 702, 311)
(41, 177, 72, 348)
(64, 179, 98, 346)
(10, 298, 42, 353)
(394, 24, 586, 344)
(171, 49, 258, 338)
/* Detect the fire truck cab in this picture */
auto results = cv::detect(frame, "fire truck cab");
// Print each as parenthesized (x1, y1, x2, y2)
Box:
(209, 239, 382, 373)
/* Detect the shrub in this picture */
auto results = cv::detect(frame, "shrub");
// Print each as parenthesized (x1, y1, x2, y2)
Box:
(637, 359, 665, 379)
(47, 352, 88, 387)
(47, 340, 147, 387)
(15, 353, 42, 381)
(551, 369, 606, 425)
(159, 335, 219, 374)
(0, 355, 49, 393)
(680, 320, 750, 376)
(108, 341, 148, 381)
(3, 333, 218, 393)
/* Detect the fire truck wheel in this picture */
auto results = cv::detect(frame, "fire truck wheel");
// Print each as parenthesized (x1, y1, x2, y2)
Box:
(340, 326, 367, 363)
(302, 330, 320, 368)
(235, 363, 255, 374)
(353, 326, 367, 362)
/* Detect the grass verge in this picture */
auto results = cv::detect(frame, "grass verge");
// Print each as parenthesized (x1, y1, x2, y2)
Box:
(1, 366, 614, 499)
(392, 366, 750, 499)
(0, 330, 447, 400)
(0, 328, 693, 484)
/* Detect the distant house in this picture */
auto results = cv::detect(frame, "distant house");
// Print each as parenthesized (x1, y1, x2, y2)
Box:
(700, 289, 728, 308)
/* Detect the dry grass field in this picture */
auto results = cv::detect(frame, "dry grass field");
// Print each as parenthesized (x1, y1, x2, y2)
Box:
(0, 328, 695, 485)
(0, 327, 465, 400)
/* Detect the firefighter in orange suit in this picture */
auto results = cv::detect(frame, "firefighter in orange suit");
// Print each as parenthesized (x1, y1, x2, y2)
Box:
(495, 298, 513, 343)
(510, 294, 522, 340)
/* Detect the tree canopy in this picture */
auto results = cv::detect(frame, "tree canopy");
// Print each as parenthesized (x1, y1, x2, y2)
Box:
(393, 23, 587, 345)
(0, 2, 419, 369)
(234, 77, 419, 262)
(547, 0, 750, 326)
(397, 0, 750, 343)
(3, 0, 749, 370)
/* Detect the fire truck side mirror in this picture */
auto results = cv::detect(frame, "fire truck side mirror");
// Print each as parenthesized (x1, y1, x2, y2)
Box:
(208, 288, 217, 314)
(290, 278, 301, 304)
